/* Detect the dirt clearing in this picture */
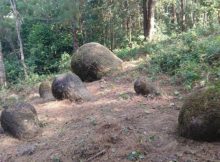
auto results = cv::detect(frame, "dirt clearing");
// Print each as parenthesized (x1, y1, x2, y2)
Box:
(0, 60, 220, 162)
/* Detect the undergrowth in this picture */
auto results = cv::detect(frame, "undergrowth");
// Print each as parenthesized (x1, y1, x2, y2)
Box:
(116, 26, 220, 89)
(1, 26, 220, 96)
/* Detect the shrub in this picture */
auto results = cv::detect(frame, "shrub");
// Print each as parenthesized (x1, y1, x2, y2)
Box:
(26, 23, 73, 74)
(58, 52, 71, 72)
(149, 26, 220, 87)
(4, 57, 24, 84)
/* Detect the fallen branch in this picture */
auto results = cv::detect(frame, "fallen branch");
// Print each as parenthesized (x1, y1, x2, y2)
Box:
(85, 149, 106, 162)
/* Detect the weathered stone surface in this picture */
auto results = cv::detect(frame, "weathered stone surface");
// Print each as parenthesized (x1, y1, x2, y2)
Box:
(1, 102, 41, 139)
(52, 72, 92, 102)
(39, 81, 53, 99)
(178, 86, 220, 141)
(134, 77, 159, 96)
(71, 42, 123, 82)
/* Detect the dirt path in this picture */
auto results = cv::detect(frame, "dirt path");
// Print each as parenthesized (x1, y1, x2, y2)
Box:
(0, 61, 220, 162)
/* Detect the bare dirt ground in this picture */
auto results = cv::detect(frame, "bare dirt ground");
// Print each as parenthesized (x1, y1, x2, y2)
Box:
(0, 60, 220, 162)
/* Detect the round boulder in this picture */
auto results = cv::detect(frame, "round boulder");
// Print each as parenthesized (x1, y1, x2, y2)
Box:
(52, 72, 92, 102)
(71, 42, 123, 81)
(0, 102, 41, 139)
(134, 77, 159, 96)
(39, 81, 53, 99)
(178, 86, 220, 141)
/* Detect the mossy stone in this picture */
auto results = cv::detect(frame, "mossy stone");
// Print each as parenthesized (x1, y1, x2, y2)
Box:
(134, 77, 159, 96)
(39, 81, 52, 99)
(178, 85, 220, 141)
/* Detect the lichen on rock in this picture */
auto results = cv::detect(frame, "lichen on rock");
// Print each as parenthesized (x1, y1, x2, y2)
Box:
(178, 84, 220, 141)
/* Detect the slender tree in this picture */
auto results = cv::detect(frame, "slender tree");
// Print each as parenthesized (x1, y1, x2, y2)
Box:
(180, 0, 186, 31)
(218, 10, 220, 24)
(171, 3, 177, 24)
(9, 0, 28, 78)
(0, 41, 7, 86)
(143, 0, 156, 40)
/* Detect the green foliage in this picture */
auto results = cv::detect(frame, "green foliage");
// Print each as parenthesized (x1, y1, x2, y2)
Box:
(204, 35, 220, 65)
(127, 151, 145, 161)
(1, 0, 220, 86)
(58, 52, 71, 72)
(26, 23, 72, 74)
(4, 57, 24, 84)
(114, 25, 220, 88)
(115, 42, 150, 60)
(115, 48, 141, 60)
(149, 26, 220, 87)
(119, 92, 131, 100)
(83, 0, 142, 49)
(176, 61, 202, 85)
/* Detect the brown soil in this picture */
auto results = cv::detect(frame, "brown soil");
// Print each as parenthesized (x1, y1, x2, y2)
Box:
(0, 60, 220, 162)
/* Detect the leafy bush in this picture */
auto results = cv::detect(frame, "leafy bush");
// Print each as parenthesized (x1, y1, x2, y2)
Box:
(58, 52, 71, 72)
(148, 26, 220, 87)
(26, 23, 73, 74)
(115, 47, 140, 60)
(4, 57, 24, 84)
(176, 61, 204, 85)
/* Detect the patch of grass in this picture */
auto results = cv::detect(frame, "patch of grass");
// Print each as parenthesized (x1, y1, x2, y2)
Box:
(116, 26, 220, 88)
(119, 92, 131, 100)
(127, 151, 145, 161)
(88, 117, 97, 126)
(152, 27, 220, 87)
(52, 156, 61, 162)
(115, 45, 151, 61)
(147, 135, 158, 142)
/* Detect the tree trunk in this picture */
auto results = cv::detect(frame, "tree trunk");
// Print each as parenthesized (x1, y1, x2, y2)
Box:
(192, 11, 196, 27)
(143, 0, 156, 41)
(72, 19, 79, 52)
(9, 0, 28, 79)
(0, 41, 7, 87)
(127, 16, 132, 44)
(15, 17, 28, 78)
(218, 10, 220, 24)
(180, 0, 185, 31)
(171, 3, 177, 24)
(203, 13, 207, 27)
(125, 0, 132, 45)
(143, 0, 148, 40)
(110, 20, 114, 50)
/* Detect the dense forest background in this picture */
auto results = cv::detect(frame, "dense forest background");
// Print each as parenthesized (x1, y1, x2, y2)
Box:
(0, 0, 220, 88)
